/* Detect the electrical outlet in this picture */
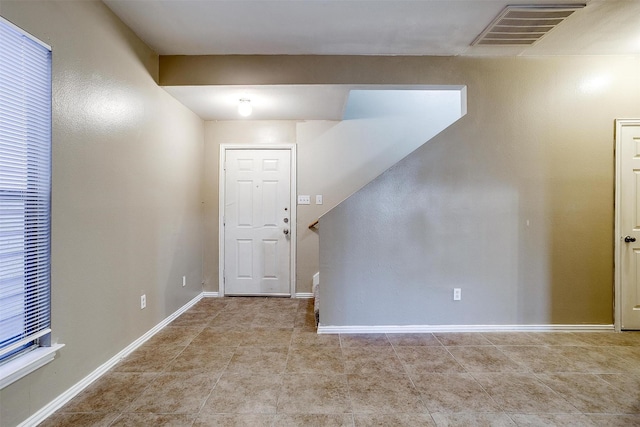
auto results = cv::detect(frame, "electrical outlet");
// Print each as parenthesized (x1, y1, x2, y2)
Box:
(315, 195, 323, 205)
(453, 288, 461, 301)
(297, 195, 310, 205)
(140, 294, 146, 309)
(182, 276, 186, 287)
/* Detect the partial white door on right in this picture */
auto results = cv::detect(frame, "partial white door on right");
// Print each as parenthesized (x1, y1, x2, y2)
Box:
(618, 119, 640, 330)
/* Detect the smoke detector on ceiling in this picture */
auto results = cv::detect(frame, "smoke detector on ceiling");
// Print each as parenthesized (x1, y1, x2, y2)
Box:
(472, 4, 586, 46)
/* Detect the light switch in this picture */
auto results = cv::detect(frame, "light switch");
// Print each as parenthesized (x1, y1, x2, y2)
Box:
(315, 195, 323, 205)
(297, 195, 311, 205)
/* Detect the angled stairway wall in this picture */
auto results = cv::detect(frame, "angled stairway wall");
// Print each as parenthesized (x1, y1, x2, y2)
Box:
(318, 56, 640, 329)
(296, 88, 466, 292)
(299, 88, 466, 208)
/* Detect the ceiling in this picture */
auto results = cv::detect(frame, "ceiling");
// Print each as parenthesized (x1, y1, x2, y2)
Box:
(104, 0, 640, 56)
(102, 0, 640, 120)
(163, 85, 351, 121)
(163, 84, 465, 121)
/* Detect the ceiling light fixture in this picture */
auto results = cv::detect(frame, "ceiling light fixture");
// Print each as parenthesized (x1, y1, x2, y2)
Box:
(238, 98, 252, 117)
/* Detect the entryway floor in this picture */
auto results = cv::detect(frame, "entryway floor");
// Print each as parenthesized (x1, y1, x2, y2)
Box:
(42, 297, 640, 426)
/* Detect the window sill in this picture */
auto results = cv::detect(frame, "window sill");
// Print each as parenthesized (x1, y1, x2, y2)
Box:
(0, 344, 64, 390)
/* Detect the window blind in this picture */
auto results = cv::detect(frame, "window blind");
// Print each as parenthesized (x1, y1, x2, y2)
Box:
(0, 17, 52, 362)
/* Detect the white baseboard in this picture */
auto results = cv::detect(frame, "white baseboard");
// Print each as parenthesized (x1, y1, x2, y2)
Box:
(206, 291, 306, 298)
(295, 292, 314, 299)
(317, 324, 615, 334)
(19, 292, 205, 427)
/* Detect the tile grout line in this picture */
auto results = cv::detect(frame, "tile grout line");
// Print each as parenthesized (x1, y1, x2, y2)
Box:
(191, 339, 237, 424)
(338, 333, 357, 421)
(177, 299, 233, 426)
(440, 335, 511, 422)
(386, 333, 438, 425)
(44, 301, 640, 426)
(486, 339, 529, 427)
(530, 371, 594, 416)
(272, 324, 296, 419)
(106, 328, 205, 425)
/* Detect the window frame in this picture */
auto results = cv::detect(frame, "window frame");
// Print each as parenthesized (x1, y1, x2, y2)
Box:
(0, 15, 62, 390)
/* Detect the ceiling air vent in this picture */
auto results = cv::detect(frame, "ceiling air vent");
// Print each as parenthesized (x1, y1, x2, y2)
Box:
(472, 4, 586, 46)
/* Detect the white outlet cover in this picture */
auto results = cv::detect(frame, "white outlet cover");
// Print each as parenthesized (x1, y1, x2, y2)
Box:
(315, 195, 323, 205)
(297, 195, 310, 205)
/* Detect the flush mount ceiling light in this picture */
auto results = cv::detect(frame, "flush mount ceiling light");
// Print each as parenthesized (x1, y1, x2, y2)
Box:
(472, 4, 586, 46)
(238, 98, 252, 117)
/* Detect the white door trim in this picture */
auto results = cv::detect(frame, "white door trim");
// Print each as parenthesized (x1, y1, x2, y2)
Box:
(614, 119, 640, 331)
(218, 144, 297, 297)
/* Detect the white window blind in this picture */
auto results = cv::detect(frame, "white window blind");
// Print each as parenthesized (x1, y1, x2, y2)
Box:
(0, 17, 52, 363)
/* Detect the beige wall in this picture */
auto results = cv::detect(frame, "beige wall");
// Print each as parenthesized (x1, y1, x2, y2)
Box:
(0, 2, 204, 426)
(320, 55, 640, 326)
(295, 121, 339, 294)
(202, 121, 297, 292)
(203, 110, 466, 297)
(1, 1, 640, 424)
(192, 55, 636, 314)
(181, 54, 640, 325)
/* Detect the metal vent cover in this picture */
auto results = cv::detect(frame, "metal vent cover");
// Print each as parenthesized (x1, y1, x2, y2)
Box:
(472, 4, 586, 46)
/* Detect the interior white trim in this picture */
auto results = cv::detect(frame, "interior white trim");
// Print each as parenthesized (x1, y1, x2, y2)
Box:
(17, 293, 204, 427)
(0, 15, 52, 50)
(218, 144, 297, 298)
(0, 344, 64, 390)
(294, 292, 314, 299)
(317, 324, 615, 334)
(202, 292, 220, 298)
(0, 328, 52, 361)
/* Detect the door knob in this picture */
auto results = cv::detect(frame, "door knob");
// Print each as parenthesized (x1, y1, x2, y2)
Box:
(283, 228, 289, 235)
(625, 236, 636, 243)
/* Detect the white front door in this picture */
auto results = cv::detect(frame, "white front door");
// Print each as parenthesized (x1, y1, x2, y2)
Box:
(223, 149, 292, 296)
(617, 119, 640, 330)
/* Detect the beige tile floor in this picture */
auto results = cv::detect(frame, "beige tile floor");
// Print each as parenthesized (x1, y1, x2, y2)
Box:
(41, 297, 640, 426)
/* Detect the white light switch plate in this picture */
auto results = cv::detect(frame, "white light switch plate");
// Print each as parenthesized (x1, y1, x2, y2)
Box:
(298, 195, 310, 205)
(316, 195, 323, 205)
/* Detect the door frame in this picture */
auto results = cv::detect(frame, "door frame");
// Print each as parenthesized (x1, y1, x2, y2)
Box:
(614, 119, 640, 331)
(218, 144, 297, 297)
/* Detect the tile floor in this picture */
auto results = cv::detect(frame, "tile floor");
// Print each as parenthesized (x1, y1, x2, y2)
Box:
(41, 297, 640, 426)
